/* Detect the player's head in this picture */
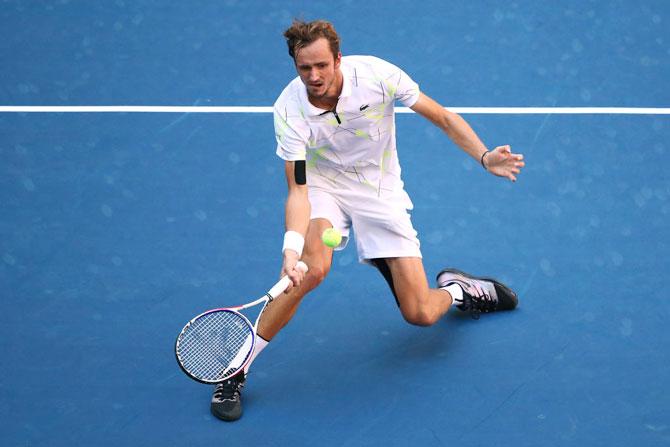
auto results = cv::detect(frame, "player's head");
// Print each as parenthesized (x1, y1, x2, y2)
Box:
(283, 19, 341, 62)
(283, 19, 342, 99)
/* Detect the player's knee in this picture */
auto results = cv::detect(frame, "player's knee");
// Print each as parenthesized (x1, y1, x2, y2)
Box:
(399, 297, 439, 327)
(303, 263, 329, 290)
(402, 310, 437, 327)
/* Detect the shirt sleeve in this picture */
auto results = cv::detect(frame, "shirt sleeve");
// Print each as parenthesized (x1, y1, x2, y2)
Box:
(274, 104, 308, 161)
(374, 57, 421, 107)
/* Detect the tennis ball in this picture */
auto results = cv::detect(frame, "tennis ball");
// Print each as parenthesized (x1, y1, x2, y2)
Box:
(321, 228, 342, 248)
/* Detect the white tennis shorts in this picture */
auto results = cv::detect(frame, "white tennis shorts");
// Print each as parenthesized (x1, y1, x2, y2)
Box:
(308, 185, 422, 264)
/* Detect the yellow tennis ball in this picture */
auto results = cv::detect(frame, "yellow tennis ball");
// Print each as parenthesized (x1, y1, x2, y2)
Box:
(321, 228, 342, 248)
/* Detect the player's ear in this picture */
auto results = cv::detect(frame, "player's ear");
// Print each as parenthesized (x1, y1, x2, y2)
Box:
(334, 52, 342, 68)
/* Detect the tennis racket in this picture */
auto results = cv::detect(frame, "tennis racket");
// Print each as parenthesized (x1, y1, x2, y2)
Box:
(175, 261, 308, 384)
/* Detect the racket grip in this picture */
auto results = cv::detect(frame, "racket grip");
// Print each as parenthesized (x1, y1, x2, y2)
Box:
(267, 261, 309, 299)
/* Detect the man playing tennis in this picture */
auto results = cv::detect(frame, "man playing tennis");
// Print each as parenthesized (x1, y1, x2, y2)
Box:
(211, 19, 525, 421)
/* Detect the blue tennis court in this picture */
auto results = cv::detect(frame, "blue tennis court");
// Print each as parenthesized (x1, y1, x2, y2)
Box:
(1, 1, 669, 446)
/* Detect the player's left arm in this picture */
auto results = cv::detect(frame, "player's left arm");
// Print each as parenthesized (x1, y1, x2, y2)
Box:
(410, 92, 525, 182)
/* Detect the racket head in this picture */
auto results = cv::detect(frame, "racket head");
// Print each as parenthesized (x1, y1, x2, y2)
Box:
(175, 308, 256, 384)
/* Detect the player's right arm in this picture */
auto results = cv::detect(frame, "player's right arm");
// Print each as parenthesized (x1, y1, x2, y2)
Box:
(282, 160, 310, 289)
(274, 87, 311, 288)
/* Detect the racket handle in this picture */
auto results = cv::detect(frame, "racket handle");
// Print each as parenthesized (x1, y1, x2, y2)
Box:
(267, 261, 309, 299)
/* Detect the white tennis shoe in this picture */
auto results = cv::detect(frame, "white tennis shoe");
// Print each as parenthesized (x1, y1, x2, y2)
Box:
(437, 268, 518, 319)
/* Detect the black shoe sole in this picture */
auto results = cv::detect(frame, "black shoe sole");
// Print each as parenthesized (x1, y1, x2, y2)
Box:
(437, 268, 519, 311)
(211, 404, 242, 422)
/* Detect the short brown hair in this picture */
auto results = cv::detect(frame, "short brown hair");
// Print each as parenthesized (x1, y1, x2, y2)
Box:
(283, 19, 341, 61)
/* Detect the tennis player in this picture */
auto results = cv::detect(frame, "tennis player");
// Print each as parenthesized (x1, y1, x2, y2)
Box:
(211, 19, 525, 421)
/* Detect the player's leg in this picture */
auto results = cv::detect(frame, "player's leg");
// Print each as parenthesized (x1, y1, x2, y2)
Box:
(210, 217, 334, 422)
(373, 257, 519, 324)
(256, 217, 334, 340)
(258, 185, 351, 339)
(212, 184, 350, 422)
(352, 190, 451, 325)
(373, 257, 452, 326)
(356, 190, 517, 324)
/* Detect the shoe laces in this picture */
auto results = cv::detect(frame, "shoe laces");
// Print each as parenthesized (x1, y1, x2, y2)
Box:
(456, 281, 497, 320)
(213, 375, 245, 401)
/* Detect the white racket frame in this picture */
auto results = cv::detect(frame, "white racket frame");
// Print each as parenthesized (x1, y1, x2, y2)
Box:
(175, 261, 308, 384)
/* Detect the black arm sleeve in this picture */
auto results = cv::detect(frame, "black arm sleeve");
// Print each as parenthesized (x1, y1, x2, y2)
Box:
(294, 160, 306, 185)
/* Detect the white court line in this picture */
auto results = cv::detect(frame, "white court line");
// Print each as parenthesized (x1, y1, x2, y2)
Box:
(0, 106, 669, 114)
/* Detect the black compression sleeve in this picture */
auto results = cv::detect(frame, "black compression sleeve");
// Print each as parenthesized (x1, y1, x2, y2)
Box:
(294, 160, 306, 185)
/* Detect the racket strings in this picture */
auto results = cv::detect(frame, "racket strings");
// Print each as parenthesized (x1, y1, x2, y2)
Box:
(180, 316, 250, 379)
(177, 311, 254, 382)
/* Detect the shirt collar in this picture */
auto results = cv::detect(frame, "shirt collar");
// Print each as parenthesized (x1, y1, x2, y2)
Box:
(300, 62, 352, 116)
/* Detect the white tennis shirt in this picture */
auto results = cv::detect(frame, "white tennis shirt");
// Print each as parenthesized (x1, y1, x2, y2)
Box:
(274, 55, 420, 196)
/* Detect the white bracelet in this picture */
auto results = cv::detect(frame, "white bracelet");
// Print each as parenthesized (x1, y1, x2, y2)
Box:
(282, 230, 304, 257)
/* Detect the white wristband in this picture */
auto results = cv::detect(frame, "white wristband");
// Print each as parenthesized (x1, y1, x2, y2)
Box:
(282, 230, 304, 257)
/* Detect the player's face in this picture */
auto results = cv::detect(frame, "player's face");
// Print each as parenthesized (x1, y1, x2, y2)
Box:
(294, 38, 341, 100)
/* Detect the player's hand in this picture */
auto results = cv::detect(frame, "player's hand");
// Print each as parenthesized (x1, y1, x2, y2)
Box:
(281, 250, 305, 291)
(484, 145, 525, 182)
